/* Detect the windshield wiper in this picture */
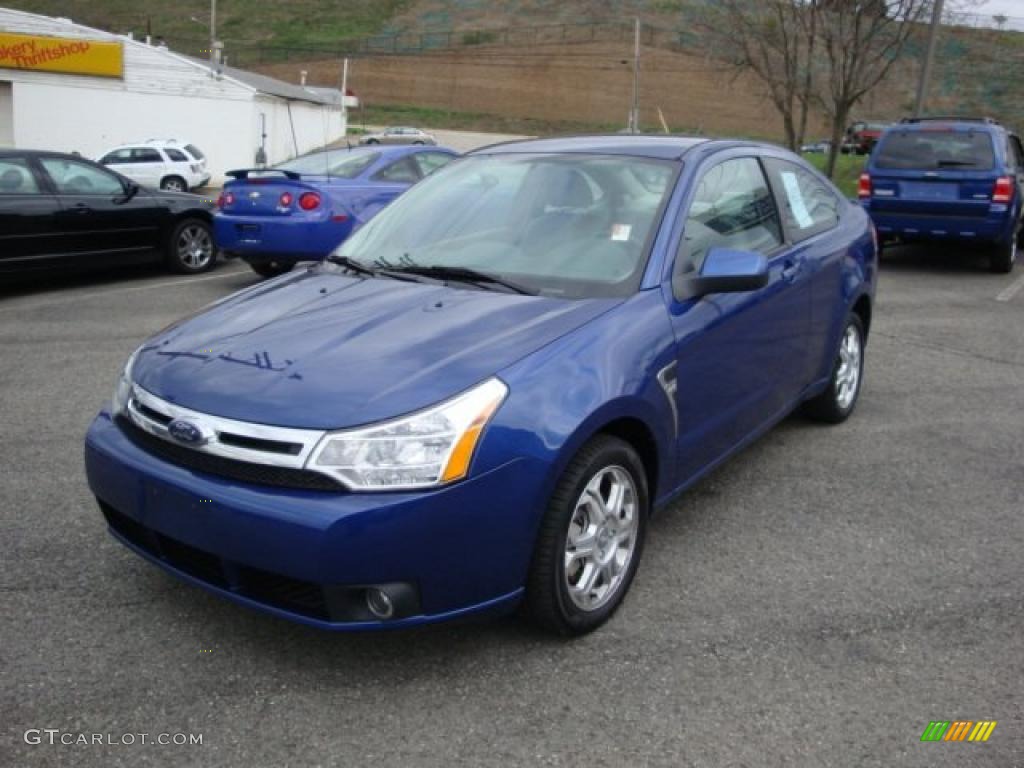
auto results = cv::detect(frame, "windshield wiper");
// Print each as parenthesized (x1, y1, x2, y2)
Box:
(388, 264, 536, 295)
(325, 255, 434, 285)
(326, 255, 377, 276)
(936, 160, 977, 167)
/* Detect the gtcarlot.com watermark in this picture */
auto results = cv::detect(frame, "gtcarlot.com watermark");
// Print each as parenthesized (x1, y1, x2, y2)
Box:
(24, 729, 202, 747)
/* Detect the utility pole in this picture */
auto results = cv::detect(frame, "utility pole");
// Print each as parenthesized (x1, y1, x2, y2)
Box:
(913, 0, 944, 117)
(341, 57, 349, 130)
(629, 17, 640, 133)
(209, 0, 220, 72)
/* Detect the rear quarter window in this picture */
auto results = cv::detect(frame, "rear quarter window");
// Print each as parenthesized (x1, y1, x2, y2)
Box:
(875, 130, 996, 171)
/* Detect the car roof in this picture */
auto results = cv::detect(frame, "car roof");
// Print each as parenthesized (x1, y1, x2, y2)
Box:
(0, 148, 96, 161)
(886, 118, 1007, 134)
(311, 144, 455, 159)
(469, 134, 714, 160)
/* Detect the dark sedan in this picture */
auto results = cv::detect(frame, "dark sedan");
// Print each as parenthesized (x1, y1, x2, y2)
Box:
(0, 150, 217, 277)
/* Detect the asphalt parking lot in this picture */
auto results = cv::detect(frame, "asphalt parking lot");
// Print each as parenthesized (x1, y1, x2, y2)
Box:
(2, 245, 1022, 767)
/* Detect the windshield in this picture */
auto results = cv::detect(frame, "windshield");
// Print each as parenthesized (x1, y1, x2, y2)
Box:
(331, 153, 678, 298)
(875, 130, 995, 170)
(277, 150, 380, 178)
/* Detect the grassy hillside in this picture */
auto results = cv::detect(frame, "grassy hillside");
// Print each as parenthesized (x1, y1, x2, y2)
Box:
(1, 0, 413, 49)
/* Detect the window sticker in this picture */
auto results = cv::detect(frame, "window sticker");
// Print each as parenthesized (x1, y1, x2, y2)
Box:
(611, 223, 632, 241)
(781, 171, 814, 229)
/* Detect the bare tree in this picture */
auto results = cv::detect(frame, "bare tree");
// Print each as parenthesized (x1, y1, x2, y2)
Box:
(814, 0, 934, 176)
(699, 1, 818, 152)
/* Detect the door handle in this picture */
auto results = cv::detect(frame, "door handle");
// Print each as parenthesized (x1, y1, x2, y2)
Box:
(71, 203, 92, 214)
(781, 260, 801, 281)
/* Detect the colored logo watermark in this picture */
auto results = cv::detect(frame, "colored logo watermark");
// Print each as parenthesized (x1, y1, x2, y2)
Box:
(921, 720, 997, 742)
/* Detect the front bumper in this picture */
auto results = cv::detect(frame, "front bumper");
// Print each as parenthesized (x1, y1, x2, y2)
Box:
(85, 411, 545, 630)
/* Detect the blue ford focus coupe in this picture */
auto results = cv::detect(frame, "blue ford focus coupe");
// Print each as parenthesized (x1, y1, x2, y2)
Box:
(85, 136, 877, 635)
(215, 145, 457, 278)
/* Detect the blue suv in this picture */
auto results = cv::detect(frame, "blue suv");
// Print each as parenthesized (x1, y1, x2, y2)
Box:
(860, 117, 1024, 273)
(85, 136, 877, 636)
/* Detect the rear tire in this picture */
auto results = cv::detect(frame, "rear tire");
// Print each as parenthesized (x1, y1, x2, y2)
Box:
(989, 227, 1017, 274)
(525, 435, 648, 636)
(248, 260, 293, 279)
(803, 313, 865, 424)
(166, 218, 215, 274)
(160, 176, 187, 192)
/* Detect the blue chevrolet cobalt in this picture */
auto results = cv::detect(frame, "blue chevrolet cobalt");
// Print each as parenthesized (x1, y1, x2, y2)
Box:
(85, 136, 877, 635)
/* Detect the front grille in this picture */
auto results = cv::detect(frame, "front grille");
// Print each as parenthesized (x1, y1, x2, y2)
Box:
(98, 499, 329, 621)
(238, 565, 330, 619)
(155, 533, 229, 587)
(115, 414, 344, 491)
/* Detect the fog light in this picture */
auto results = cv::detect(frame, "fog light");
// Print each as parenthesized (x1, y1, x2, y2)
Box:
(365, 587, 394, 619)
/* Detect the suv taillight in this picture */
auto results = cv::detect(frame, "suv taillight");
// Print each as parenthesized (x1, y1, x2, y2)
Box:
(858, 173, 872, 199)
(993, 176, 1014, 204)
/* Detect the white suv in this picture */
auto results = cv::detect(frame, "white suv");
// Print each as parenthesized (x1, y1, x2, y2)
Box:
(97, 139, 210, 192)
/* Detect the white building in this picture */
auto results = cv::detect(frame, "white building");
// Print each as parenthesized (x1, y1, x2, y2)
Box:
(0, 8, 347, 183)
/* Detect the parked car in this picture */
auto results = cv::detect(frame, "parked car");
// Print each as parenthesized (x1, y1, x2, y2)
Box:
(215, 145, 457, 277)
(801, 140, 832, 154)
(359, 126, 437, 146)
(845, 121, 888, 155)
(860, 117, 1024, 272)
(98, 139, 210, 192)
(85, 135, 877, 636)
(0, 150, 217, 276)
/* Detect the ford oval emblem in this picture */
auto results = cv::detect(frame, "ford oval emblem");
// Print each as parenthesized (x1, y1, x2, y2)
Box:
(167, 419, 206, 446)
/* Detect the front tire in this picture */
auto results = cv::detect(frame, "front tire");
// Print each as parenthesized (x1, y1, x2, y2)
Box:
(989, 227, 1017, 274)
(803, 314, 865, 424)
(247, 259, 293, 279)
(166, 218, 215, 274)
(525, 435, 648, 636)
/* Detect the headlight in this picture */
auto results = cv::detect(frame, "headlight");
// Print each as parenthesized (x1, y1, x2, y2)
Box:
(308, 378, 508, 491)
(110, 350, 138, 415)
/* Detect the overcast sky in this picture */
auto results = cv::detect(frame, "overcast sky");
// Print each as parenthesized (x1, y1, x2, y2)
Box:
(972, 0, 1022, 17)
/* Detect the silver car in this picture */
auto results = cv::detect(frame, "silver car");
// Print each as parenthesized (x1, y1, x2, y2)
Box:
(359, 127, 437, 146)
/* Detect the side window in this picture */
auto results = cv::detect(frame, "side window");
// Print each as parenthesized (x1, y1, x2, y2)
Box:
(101, 149, 134, 165)
(0, 158, 42, 194)
(165, 148, 188, 162)
(1008, 136, 1023, 170)
(414, 152, 453, 177)
(764, 159, 840, 241)
(675, 157, 782, 279)
(374, 156, 421, 183)
(133, 148, 163, 163)
(39, 157, 125, 195)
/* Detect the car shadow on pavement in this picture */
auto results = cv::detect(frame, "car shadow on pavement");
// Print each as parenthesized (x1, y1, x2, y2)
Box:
(0, 257, 233, 300)
(879, 242, 1015, 275)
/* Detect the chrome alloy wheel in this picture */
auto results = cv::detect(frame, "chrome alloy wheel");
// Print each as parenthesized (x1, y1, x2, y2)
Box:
(564, 465, 639, 611)
(835, 324, 862, 410)
(176, 224, 214, 269)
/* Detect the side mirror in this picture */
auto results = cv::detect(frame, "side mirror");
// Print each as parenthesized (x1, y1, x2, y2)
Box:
(121, 180, 140, 199)
(674, 247, 769, 300)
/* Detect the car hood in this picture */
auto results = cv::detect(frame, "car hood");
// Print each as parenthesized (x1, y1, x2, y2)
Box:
(132, 268, 618, 429)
